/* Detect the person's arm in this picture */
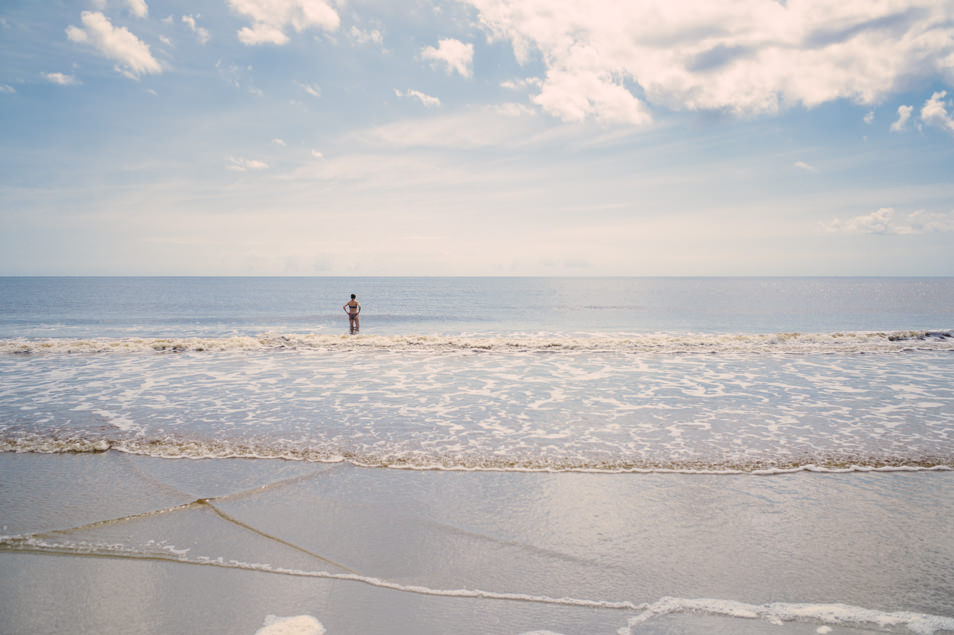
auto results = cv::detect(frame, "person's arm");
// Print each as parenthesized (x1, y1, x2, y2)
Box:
(356, 302, 361, 313)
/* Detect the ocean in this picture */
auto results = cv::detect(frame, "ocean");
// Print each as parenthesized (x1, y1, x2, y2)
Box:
(1, 277, 953, 634)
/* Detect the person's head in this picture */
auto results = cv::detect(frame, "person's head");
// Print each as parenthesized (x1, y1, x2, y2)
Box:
(351, 294, 356, 300)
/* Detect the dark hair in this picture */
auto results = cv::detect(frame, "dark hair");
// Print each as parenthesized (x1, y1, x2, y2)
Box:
(351, 294, 356, 299)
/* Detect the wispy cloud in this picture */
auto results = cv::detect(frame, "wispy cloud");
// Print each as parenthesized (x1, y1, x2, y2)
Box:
(44, 73, 80, 85)
(421, 38, 473, 77)
(182, 14, 210, 45)
(91, 0, 148, 19)
(228, 156, 269, 171)
(295, 81, 320, 97)
(794, 161, 817, 173)
(823, 208, 954, 235)
(0, 84, 16, 94)
(66, 11, 161, 78)
(395, 88, 441, 107)
(349, 26, 382, 46)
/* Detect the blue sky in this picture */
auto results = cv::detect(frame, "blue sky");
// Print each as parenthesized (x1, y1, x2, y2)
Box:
(1, 0, 953, 276)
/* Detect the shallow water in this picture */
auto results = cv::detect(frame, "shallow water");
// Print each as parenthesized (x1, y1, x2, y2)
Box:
(2, 277, 953, 633)
(1, 453, 952, 634)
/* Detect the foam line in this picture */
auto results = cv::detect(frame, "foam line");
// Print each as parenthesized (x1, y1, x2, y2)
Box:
(620, 596, 954, 635)
(1, 538, 951, 634)
(3, 440, 952, 475)
(3, 329, 953, 355)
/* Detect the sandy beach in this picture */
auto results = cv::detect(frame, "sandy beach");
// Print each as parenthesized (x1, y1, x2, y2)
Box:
(2, 451, 953, 634)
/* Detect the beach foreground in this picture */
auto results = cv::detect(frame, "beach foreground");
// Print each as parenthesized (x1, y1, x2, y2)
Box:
(1, 452, 952, 634)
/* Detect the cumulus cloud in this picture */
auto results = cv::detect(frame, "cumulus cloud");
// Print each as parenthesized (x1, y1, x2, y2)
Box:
(890, 104, 913, 132)
(228, 156, 269, 171)
(464, 0, 954, 126)
(864, 111, 874, 124)
(44, 72, 80, 85)
(66, 11, 161, 78)
(127, 0, 148, 18)
(228, 0, 339, 46)
(421, 38, 474, 77)
(182, 15, 210, 45)
(395, 88, 441, 107)
(920, 90, 954, 135)
(823, 207, 954, 235)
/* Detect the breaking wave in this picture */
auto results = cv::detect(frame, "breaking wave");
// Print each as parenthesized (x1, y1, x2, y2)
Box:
(2, 433, 951, 475)
(3, 329, 953, 355)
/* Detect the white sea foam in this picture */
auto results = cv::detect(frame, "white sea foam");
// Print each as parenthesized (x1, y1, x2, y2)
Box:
(2, 329, 953, 355)
(620, 596, 954, 635)
(255, 615, 325, 635)
(2, 534, 952, 634)
(2, 434, 952, 474)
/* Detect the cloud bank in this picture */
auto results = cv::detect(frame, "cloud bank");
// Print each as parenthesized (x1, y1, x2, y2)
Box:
(824, 208, 954, 235)
(465, 0, 954, 125)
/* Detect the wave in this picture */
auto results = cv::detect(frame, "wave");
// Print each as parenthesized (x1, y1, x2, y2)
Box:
(2, 534, 952, 633)
(2, 434, 951, 475)
(3, 329, 953, 355)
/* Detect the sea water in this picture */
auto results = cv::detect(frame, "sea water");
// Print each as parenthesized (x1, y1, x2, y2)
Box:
(1, 276, 952, 472)
(1, 277, 953, 634)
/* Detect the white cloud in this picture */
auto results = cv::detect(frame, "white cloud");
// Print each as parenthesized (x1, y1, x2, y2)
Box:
(354, 105, 543, 150)
(890, 104, 913, 132)
(127, 0, 148, 18)
(863, 111, 874, 125)
(350, 26, 382, 46)
(395, 88, 441, 107)
(159, 34, 173, 47)
(464, 0, 954, 126)
(823, 207, 954, 235)
(920, 90, 954, 135)
(91, 0, 148, 18)
(66, 11, 161, 78)
(228, 156, 269, 171)
(0, 84, 15, 94)
(295, 81, 320, 97)
(421, 38, 474, 77)
(273, 138, 287, 146)
(533, 67, 651, 126)
(44, 72, 80, 85)
(228, 0, 339, 46)
(182, 15, 210, 45)
(794, 161, 817, 173)
(311, 149, 324, 158)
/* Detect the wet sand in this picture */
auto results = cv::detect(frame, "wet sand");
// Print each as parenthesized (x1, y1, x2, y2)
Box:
(1, 452, 953, 634)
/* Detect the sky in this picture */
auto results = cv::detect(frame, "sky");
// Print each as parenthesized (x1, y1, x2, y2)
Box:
(1, 0, 953, 276)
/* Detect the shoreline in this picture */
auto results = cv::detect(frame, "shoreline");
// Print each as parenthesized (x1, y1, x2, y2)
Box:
(2, 451, 953, 634)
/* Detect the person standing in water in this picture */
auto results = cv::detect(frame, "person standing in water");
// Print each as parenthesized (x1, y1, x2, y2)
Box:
(343, 294, 361, 333)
